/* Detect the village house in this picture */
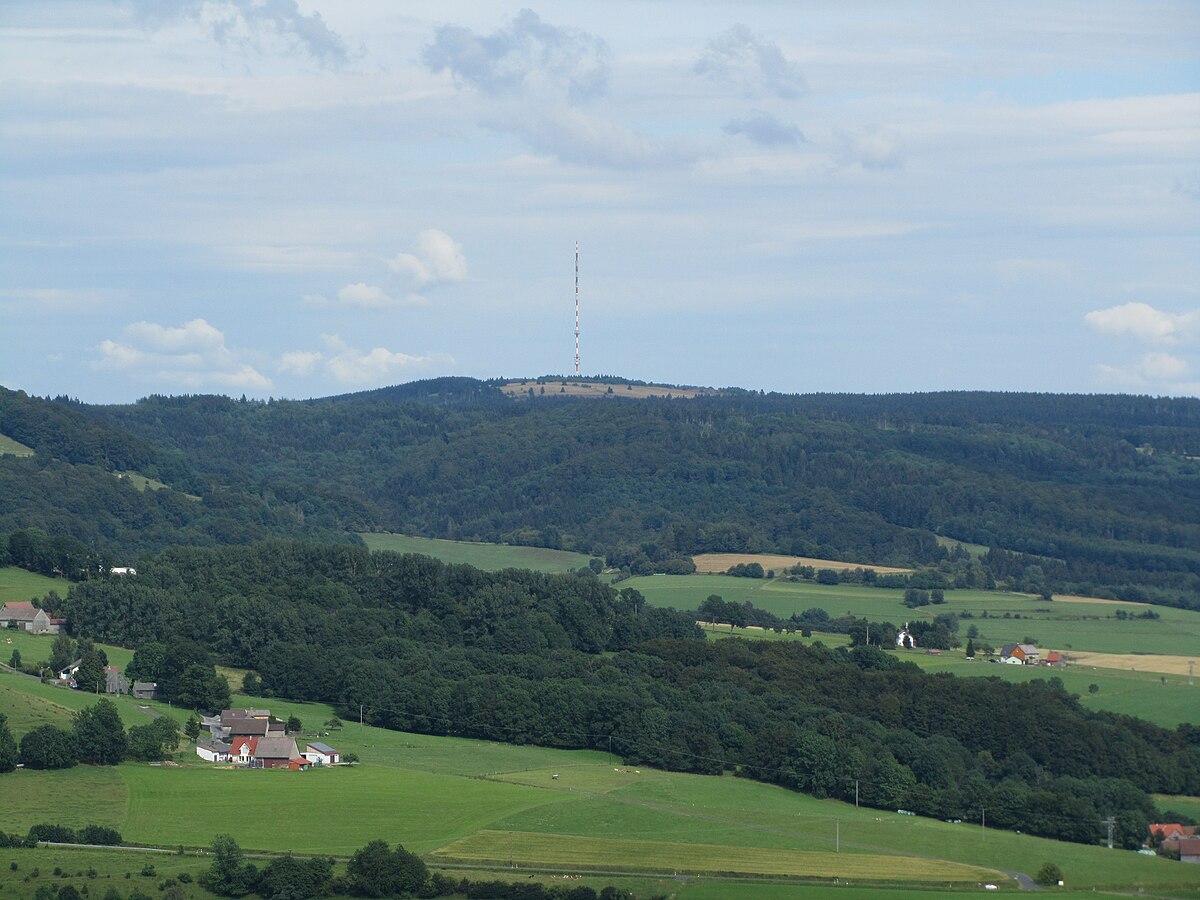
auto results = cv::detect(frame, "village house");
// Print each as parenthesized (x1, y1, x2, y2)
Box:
(252, 735, 303, 769)
(1149, 823, 1197, 850)
(0, 601, 58, 634)
(230, 736, 259, 765)
(58, 658, 83, 681)
(302, 742, 341, 766)
(1042, 650, 1064, 667)
(109, 567, 137, 576)
(1000, 643, 1040, 665)
(895, 624, 916, 649)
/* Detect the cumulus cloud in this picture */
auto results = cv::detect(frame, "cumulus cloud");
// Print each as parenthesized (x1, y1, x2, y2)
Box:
(319, 335, 452, 386)
(94, 318, 272, 390)
(1095, 351, 1195, 390)
(723, 111, 805, 147)
(277, 350, 323, 375)
(1084, 302, 1199, 344)
(336, 282, 410, 308)
(695, 24, 805, 99)
(494, 107, 688, 169)
(123, 0, 348, 67)
(387, 229, 468, 289)
(424, 9, 609, 102)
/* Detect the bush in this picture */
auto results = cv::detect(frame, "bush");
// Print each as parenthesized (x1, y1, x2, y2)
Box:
(79, 824, 123, 846)
(28, 824, 77, 844)
(1035, 862, 1063, 886)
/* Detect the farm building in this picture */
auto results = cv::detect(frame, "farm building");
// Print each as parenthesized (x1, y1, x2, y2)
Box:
(58, 658, 83, 681)
(0, 601, 57, 634)
(251, 736, 301, 769)
(303, 742, 340, 765)
(132, 681, 161, 700)
(1180, 838, 1200, 864)
(1042, 650, 1064, 667)
(105, 666, 128, 694)
(1000, 643, 1040, 665)
(196, 740, 232, 763)
(896, 625, 916, 649)
(109, 567, 137, 576)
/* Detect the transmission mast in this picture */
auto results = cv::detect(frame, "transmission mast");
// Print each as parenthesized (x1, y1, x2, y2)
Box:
(574, 241, 581, 376)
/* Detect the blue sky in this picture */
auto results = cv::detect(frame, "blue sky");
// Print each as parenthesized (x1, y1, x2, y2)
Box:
(2, 0, 1198, 402)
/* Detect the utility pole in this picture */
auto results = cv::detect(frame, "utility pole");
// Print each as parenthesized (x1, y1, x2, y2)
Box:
(981, 807, 985, 839)
(1104, 816, 1115, 849)
(855, 779, 859, 808)
(835, 817, 840, 853)
(359, 704, 363, 727)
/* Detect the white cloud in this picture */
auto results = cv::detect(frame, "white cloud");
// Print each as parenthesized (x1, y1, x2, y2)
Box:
(723, 111, 805, 147)
(93, 318, 272, 391)
(336, 282, 407, 308)
(387, 229, 467, 288)
(1084, 302, 1199, 344)
(835, 127, 905, 170)
(278, 350, 323, 375)
(0, 288, 111, 311)
(321, 335, 452, 385)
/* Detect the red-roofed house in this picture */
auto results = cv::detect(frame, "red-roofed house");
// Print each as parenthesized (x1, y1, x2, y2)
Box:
(1180, 837, 1200, 864)
(1042, 650, 1064, 667)
(230, 736, 259, 766)
(1149, 823, 1196, 849)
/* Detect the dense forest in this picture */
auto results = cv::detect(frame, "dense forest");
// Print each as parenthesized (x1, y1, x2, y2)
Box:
(54, 540, 1200, 850)
(3, 379, 1198, 607)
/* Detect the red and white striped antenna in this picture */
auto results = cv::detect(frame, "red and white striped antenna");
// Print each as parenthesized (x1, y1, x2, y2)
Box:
(574, 241, 580, 376)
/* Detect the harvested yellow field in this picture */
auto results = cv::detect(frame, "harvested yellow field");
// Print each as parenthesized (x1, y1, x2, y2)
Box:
(1066, 651, 1197, 676)
(431, 830, 1005, 883)
(693, 553, 911, 575)
(501, 380, 715, 400)
(1053, 594, 1150, 607)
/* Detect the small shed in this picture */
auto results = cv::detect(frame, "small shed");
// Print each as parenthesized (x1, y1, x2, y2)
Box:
(303, 742, 340, 765)
(196, 740, 232, 763)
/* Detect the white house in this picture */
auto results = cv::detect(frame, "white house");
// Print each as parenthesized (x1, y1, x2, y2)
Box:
(196, 740, 232, 762)
(896, 624, 916, 649)
(303, 742, 340, 765)
(109, 567, 137, 576)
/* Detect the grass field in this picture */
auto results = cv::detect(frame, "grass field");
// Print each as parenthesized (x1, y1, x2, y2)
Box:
(628, 574, 1200, 656)
(360, 533, 592, 573)
(431, 830, 1001, 882)
(3, 631, 135, 676)
(1154, 794, 1200, 821)
(0, 433, 34, 456)
(0, 567, 65, 604)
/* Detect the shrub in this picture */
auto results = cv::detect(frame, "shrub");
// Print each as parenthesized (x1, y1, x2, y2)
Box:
(1035, 862, 1063, 886)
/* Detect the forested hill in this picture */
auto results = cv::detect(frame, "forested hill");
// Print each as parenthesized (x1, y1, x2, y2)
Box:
(3, 379, 1200, 607)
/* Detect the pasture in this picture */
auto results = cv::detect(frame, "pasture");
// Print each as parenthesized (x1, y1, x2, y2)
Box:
(360, 533, 592, 573)
(0, 567, 65, 604)
(628, 574, 1200, 656)
(2, 674, 1200, 895)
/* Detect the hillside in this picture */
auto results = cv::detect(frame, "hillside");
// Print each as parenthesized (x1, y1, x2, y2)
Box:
(70, 378, 1200, 609)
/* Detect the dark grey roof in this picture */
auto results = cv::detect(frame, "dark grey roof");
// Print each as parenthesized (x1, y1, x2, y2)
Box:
(198, 740, 232, 753)
(306, 742, 337, 754)
(253, 736, 298, 759)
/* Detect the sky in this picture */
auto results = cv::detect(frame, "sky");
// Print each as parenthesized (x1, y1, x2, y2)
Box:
(1, 1, 1198, 403)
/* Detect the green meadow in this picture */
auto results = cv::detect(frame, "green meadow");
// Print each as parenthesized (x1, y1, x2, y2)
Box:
(628, 573, 1200, 656)
(360, 533, 592, 573)
(3, 675, 1200, 896)
(0, 567, 65, 604)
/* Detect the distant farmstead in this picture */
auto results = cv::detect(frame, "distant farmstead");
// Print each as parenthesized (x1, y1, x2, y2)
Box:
(0, 601, 58, 634)
(109, 567, 137, 576)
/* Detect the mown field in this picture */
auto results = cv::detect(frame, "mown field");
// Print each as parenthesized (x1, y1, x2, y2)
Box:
(0, 433, 34, 456)
(360, 533, 592, 573)
(0, 567, 65, 604)
(4, 673, 1200, 897)
(629, 574, 1200, 656)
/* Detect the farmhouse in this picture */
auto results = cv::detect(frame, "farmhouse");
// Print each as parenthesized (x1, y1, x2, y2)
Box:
(0, 601, 57, 634)
(1000, 643, 1040, 665)
(252, 735, 301, 769)
(303, 742, 340, 765)
(196, 740, 232, 763)
(230, 736, 259, 765)
(1042, 650, 1064, 667)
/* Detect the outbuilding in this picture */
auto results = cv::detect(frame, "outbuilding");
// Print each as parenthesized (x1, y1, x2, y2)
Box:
(303, 742, 340, 765)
